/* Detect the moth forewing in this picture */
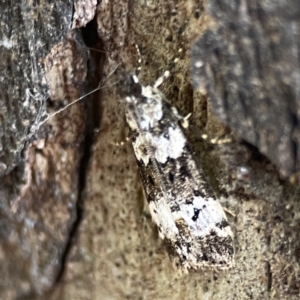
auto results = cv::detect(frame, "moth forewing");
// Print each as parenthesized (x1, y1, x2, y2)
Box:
(118, 72, 234, 270)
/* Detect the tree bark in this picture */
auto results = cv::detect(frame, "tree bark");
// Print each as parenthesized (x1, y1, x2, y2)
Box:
(1, 0, 300, 299)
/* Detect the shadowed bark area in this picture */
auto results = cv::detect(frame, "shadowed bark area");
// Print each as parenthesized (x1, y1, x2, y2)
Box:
(1, 1, 300, 299)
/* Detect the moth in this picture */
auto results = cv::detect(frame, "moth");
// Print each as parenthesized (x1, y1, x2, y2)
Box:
(118, 71, 234, 270)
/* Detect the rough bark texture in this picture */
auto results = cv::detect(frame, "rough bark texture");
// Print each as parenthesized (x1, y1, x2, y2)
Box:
(191, 0, 300, 178)
(0, 0, 73, 177)
(0, 0, 91, 297)
(1, 0, 300, 299)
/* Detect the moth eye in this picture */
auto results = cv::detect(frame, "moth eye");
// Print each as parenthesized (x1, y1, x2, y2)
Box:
(148, 175, 154, 185)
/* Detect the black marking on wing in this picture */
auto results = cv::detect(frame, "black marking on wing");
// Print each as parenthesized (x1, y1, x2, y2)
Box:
(215, 219, 230, 230)
(192, 208, 200, 221)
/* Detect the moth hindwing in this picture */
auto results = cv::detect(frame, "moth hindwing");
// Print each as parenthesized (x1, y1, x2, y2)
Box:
(118, 72, 234, 270)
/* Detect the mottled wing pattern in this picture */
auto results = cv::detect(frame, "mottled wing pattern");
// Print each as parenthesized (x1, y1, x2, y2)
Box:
(119, 73, 234, 270)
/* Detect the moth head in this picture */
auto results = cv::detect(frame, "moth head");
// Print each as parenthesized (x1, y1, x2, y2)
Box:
(118, 71, 142, 98)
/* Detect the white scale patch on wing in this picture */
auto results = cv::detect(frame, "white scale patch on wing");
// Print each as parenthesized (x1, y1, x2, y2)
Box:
(150, 195, 231, 238)
(133, 126, 187, 165)
(139, 86, 164, 130)
(148, 127, 186, 164)
(149, 198, 179, 239)
(172, 198, 231, 237)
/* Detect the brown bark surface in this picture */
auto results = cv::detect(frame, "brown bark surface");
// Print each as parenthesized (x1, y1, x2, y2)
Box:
(0, 1, 300, 299)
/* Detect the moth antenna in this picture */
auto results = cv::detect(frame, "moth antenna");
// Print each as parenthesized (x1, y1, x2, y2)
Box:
(135, 44, 142, 76)
(38, 63, 120, 128)
(87, 47, 107, 54)
(201, 134, 233, 145)
(134, 44, 183, 88)
(153, 48, 183, 88)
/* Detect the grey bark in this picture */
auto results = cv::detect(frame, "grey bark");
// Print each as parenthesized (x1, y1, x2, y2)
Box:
(191, 0, 300, 178)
